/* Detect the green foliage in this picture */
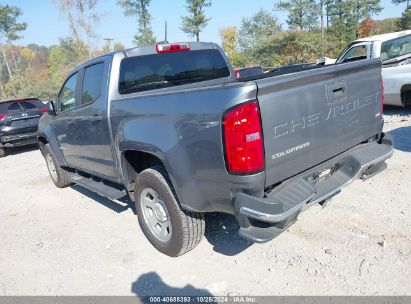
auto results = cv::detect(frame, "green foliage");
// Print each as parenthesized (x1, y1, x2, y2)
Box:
(327, 0, 382, 51)
(0, 36, 96, 100)
(238, 9, 281, 51)
(397, 8, 411, 29)
(240, 30, 322, 67)
(219, 26, 243, 66)
(0, 4, 27, 97)
(181, 0, 211, 42)
(373, 17, 401, 33)
(117, 0, 156, 46)
(0, 1, 124, 100)
(273, 30, 323, 65)
(276, 0, 320, 31)
(100, 41, 125, 53)
(0, 4, 27, 42)
(357, 0, 383, 19)
(114, 42, 125, 51)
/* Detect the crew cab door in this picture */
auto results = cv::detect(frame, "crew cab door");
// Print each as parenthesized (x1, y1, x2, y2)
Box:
(53, 72, 83, 167)
(71, 58, 117, 179)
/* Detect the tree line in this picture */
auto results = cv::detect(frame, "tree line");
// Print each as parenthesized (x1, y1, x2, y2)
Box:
(0, 0, 409, 100)
(221, 0, 410, 68)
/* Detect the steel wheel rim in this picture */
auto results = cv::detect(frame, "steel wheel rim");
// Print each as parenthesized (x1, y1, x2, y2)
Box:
(46, 153, 58, 181)
(140, 187, 172, 243)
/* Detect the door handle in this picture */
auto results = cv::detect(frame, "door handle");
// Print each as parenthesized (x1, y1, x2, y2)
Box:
(326, 81, 347, 103)
(91, 115, 103, 123)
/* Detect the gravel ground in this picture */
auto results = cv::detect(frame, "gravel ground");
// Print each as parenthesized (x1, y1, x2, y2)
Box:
(0, 106, 410, 297)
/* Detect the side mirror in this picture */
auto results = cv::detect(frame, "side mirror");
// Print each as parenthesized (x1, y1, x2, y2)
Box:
(45, 100, 56, 115)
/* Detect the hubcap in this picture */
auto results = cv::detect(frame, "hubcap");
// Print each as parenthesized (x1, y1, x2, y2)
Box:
(46, 153, 58, 181)
(140, 187, 172, 242)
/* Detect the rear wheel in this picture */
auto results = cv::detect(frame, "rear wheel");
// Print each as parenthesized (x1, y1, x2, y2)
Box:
(0, 148, 5, 158)
(43, 144, 72, 188)
(135, 166, 205, 257)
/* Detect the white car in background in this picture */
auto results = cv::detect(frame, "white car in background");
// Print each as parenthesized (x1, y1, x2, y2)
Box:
(330, 30, 411, 107)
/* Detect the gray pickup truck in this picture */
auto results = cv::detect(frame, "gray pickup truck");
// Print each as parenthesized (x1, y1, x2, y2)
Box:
(38, 42, 394, 257)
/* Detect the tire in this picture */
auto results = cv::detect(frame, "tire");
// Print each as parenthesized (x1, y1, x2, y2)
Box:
(0, 148, 5, 158)
(134, 166, 205, 257)
(43, 144, 72, 188)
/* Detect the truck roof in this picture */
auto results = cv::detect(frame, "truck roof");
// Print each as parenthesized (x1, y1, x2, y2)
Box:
(353, 30, 411, 43)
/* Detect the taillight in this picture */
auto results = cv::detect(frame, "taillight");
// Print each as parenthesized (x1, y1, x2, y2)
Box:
(381, 77, 385, 113)
(233, 68, 240, 79)
(156, 43, 190, 53)
(0, 114, 7, 121)
(223, 101, 265, 174)
(41, 107, 47, 113)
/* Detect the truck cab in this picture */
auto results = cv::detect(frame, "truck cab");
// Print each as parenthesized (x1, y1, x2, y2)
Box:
(336, 30, 411, 106)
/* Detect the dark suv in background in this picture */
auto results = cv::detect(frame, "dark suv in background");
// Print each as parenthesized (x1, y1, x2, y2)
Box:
(0, 98, 47, 157)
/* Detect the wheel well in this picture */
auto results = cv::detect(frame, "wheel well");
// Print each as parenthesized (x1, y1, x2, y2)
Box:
(122, 150, 164, 190)
(401, 84, 411, 106)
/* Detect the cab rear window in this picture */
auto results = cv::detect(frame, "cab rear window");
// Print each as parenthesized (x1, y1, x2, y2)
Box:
(118, 49, 230, 94)
(381, 34, 411, 61)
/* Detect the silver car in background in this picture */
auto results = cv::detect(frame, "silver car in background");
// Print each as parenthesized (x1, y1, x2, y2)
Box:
(335, 30, 411, 107)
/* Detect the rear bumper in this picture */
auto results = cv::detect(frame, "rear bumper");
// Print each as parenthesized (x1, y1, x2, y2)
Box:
(235, 134, 394, 243)
(0, 132, 38, 148)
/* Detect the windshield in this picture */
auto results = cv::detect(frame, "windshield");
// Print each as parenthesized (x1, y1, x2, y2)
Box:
(381, 34, 411, 61)
(118, 49, 230, 94)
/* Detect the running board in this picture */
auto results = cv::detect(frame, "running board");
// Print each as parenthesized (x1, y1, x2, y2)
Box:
(63, 171, 127, 200)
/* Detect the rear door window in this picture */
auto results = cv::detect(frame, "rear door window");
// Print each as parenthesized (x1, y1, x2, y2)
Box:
(81, 63, 104, 105)
(118, 49, 230, 94)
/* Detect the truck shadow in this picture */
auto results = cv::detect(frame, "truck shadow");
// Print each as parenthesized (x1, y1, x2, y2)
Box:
(131, 272, 214, 301)
(70, 187, 252, 255)
(204, 213, 253, 256)
(383, 105, 411, 117)
(3, 144, 38, 156)
(388, 126, 411, 152)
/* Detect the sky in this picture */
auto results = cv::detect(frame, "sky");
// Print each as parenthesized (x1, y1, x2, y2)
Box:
(2, 0, 405, 49)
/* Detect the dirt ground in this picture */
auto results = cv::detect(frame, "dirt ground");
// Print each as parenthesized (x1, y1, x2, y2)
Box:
(0, 106, 410, 297)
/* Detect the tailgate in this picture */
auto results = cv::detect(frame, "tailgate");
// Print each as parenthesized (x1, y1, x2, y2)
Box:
(8, 113, 40, 133)
(256, 59, 383, 187)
